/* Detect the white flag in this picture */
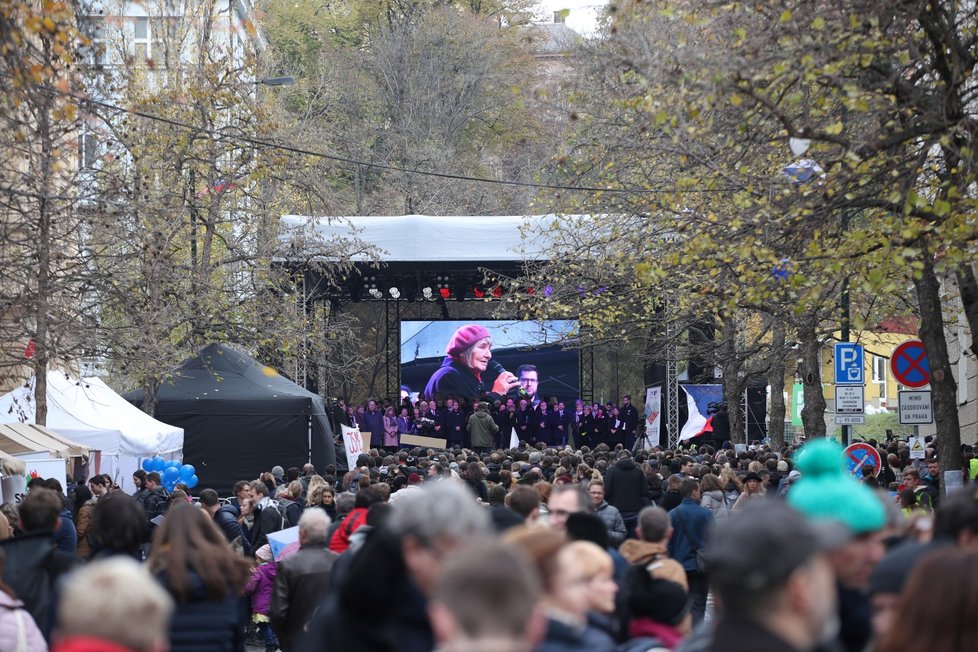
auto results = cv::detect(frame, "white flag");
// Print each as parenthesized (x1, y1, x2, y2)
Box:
(509, 427, 519, 449)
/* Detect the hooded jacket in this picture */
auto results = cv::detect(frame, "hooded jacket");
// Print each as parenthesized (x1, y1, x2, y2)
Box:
(467, 409, 499, 449)
(604, 458, 651, 513)
(618, 540, 688, 590)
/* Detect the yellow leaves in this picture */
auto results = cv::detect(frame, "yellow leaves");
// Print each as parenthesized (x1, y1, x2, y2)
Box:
(730, 93, 743, 106)
(43, 17, 57, 33)
(780, 10, 792, 22)
(824, 121, 844, 135)
(812, 16, 826, 30)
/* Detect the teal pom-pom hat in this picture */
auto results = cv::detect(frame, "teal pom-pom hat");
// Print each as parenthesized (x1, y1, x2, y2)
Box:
(787, 439, 887, 535)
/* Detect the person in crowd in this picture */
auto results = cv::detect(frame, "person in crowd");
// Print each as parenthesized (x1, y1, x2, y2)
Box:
(142, 472, 168, 534)
(866, 541, 932, 644)
(278, 481, 303, 528)
(699, 473, 730, 520)
(463, 462, 490, 503)
(51, 557, 173, 652)
(620, 395, 640, 452)
(668, 478, 714, 624)
(35, 478, 77, 555)
(443, 399, 467, 447)
(577, 405, 594, 444)
(362, 399, 385, 450)
(72, 484, 97, 559)
(468, 401, 499, 454)
(587, 481, 626, 547)
(509, 485, 542, 526)
(787, 439, 887, 652)
(661, 474, 683, 511)
(308, 484, 337, 520)
(547, 484, 592, 533)
(876, 548, 978, 652)
(731, 471, 765, 511)
(0, 549, 47, 651)
(620, 505, 688, 590)
(147, 502, 251, 652)
(703, 501, 839, 652)
(621, 566, 690, 652)
(88, 492, 147, 561)
(901, 468, 934, 511)
(0, 487, 79, 636)
(506, 528, 597, 652)
(605, 450, 651, 537)
(424, 324, 521, 402)
(607, 406, 623, 448)
(246, 544, 280, 652)
(324, 493, 355, 545)
(271, 509, 339, 652)
(396, 406, 414, 440)
(515, 398, 534, 444)
(329, 486, 384, 553)
(383, 406, 400, 453)
(88, 474, 110, 501)
(132, 469, 148, 499)
(249, 480, 284, 551)
(428, 540, 545, 652)
(198, 488, 251, 556)
(534, 401, 555, 447)
(718, 467, 742, 506)
(299, 481, 492, 652)
(564, 540, 618, 649)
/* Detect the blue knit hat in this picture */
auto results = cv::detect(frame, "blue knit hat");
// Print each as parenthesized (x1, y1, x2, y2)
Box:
(787, 439, 886, 535)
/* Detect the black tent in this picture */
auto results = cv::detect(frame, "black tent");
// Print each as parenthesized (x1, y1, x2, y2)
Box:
(125, 343, 336, 492)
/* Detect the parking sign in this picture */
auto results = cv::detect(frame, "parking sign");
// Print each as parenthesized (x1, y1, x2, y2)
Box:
(834, 343, 864, 385)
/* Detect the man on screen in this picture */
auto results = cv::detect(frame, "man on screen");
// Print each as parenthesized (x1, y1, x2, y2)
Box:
(517, 364, 540, 407)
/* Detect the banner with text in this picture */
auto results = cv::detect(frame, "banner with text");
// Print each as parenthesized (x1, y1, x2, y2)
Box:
(644, 386, 662, 448)
(341, 424, 364, 471)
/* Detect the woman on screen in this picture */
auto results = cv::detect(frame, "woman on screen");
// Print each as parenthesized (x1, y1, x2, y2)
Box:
(423, 324, 521, 402)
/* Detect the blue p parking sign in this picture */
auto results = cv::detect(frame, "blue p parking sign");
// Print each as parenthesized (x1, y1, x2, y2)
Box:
(834, 343, 864, 385)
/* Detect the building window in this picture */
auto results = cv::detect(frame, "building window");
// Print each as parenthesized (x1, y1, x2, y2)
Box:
(133, 17, 167, 65)
(80, 17, 106, 67)
(79, 132, 99, 169)
(553, 10, 566, 24)
(872, 355, 887, 399)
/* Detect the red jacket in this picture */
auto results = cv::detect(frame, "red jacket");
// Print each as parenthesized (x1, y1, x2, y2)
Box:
(53, 636, 135, 652)
(328, 508, 368, 553)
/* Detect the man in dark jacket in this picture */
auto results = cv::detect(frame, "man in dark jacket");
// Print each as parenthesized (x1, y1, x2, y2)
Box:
(443, 398, 467, 448)
(199, 488, 251, 556)
(362, 399, 385, 449)
(604, 450, 651, 537)
(668, 478, 714, 625)
(515, 399, 534, 444)
(250, 480, 284, 551)
(620, 394, 640, 451)
(702, 502, 839, 652)
(142, 472, 168, 538)
(271, 509, 339, 652)
(0, 487, 79, 636)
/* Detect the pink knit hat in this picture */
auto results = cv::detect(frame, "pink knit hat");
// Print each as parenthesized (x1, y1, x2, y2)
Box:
(445, 324, 491, 356)
(256, 544, 273, 562)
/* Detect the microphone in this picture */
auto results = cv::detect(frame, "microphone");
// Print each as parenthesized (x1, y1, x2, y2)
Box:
(489, 361, 529, 398)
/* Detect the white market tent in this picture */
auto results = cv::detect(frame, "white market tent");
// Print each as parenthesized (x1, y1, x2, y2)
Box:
(0, 372, 183, 491)
(0, 422, 90, 459)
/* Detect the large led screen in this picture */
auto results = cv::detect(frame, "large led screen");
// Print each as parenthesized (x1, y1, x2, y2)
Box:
(400, 320, 580, 405)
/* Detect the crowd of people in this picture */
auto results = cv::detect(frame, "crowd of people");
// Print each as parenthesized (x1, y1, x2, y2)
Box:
(0, 406, 975, 652)
(333, 392, 646, 451)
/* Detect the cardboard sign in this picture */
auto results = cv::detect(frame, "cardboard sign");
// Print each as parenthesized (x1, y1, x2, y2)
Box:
(399, 434, 449, 450)
(341, 425, 364, 470)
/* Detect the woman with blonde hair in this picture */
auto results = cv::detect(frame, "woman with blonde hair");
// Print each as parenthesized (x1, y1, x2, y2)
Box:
(719, 467, 742, 505)
(564, 540, 619, 648)
(148, 502, 252, 651)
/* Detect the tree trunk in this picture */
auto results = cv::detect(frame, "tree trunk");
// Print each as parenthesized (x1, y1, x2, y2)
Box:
(798, 317, 826, 438)
(719, 316, 745, 443)
(768, 320, 787, 452)
(915, 255, 963, 490)
(955, 264, 978, 361)
(141, 375, 160, 416)
(33, 97, 54, 426)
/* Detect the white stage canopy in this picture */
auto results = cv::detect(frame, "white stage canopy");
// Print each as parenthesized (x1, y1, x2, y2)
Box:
(278, 214, 573, 262)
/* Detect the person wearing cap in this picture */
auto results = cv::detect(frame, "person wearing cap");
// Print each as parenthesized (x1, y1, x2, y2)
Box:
(422, 324, 521, 402)
(245, 544, 280, 652)
(704, 502, 840, 652)
(389, 473, 425, 505)
(787, 439, 887, 652)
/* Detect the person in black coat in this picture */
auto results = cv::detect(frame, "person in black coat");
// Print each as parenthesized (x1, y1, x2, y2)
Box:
(604, 451, 651, 537)
(535, 402, 555, 446)
(148, 502, 252, 652)
(442, 399, 467, 448)
(577, 406, 595, 446)
(593, 408, 609, 447)
(199, 489, 251, 557)
(515, 399, 534, 444)
(620, 395, 640, 451)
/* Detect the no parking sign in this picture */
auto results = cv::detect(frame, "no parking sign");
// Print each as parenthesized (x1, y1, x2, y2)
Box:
(891, 340, 930, 389)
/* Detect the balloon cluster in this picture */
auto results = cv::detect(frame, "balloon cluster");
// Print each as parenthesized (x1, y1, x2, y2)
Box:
(141, 456, 198, 492)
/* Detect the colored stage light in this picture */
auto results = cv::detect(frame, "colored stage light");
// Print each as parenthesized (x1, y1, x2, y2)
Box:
(439, 287, 451, 299)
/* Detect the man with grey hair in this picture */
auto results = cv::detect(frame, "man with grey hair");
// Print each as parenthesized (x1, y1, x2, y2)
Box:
(547, 483, 592, 532)
(298, 480, 492, 652)
(53, 557, 174, 652)
(271, 509, 338, 652)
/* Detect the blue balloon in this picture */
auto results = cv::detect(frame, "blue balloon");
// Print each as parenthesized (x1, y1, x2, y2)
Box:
(187, 474, 199, 489)
(152, 456, 166, 472)
(163, 467, 180, 484)
(141, 458, 154, 472)
(180, 464, 196, 481)
(165, 460, 181, 472)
